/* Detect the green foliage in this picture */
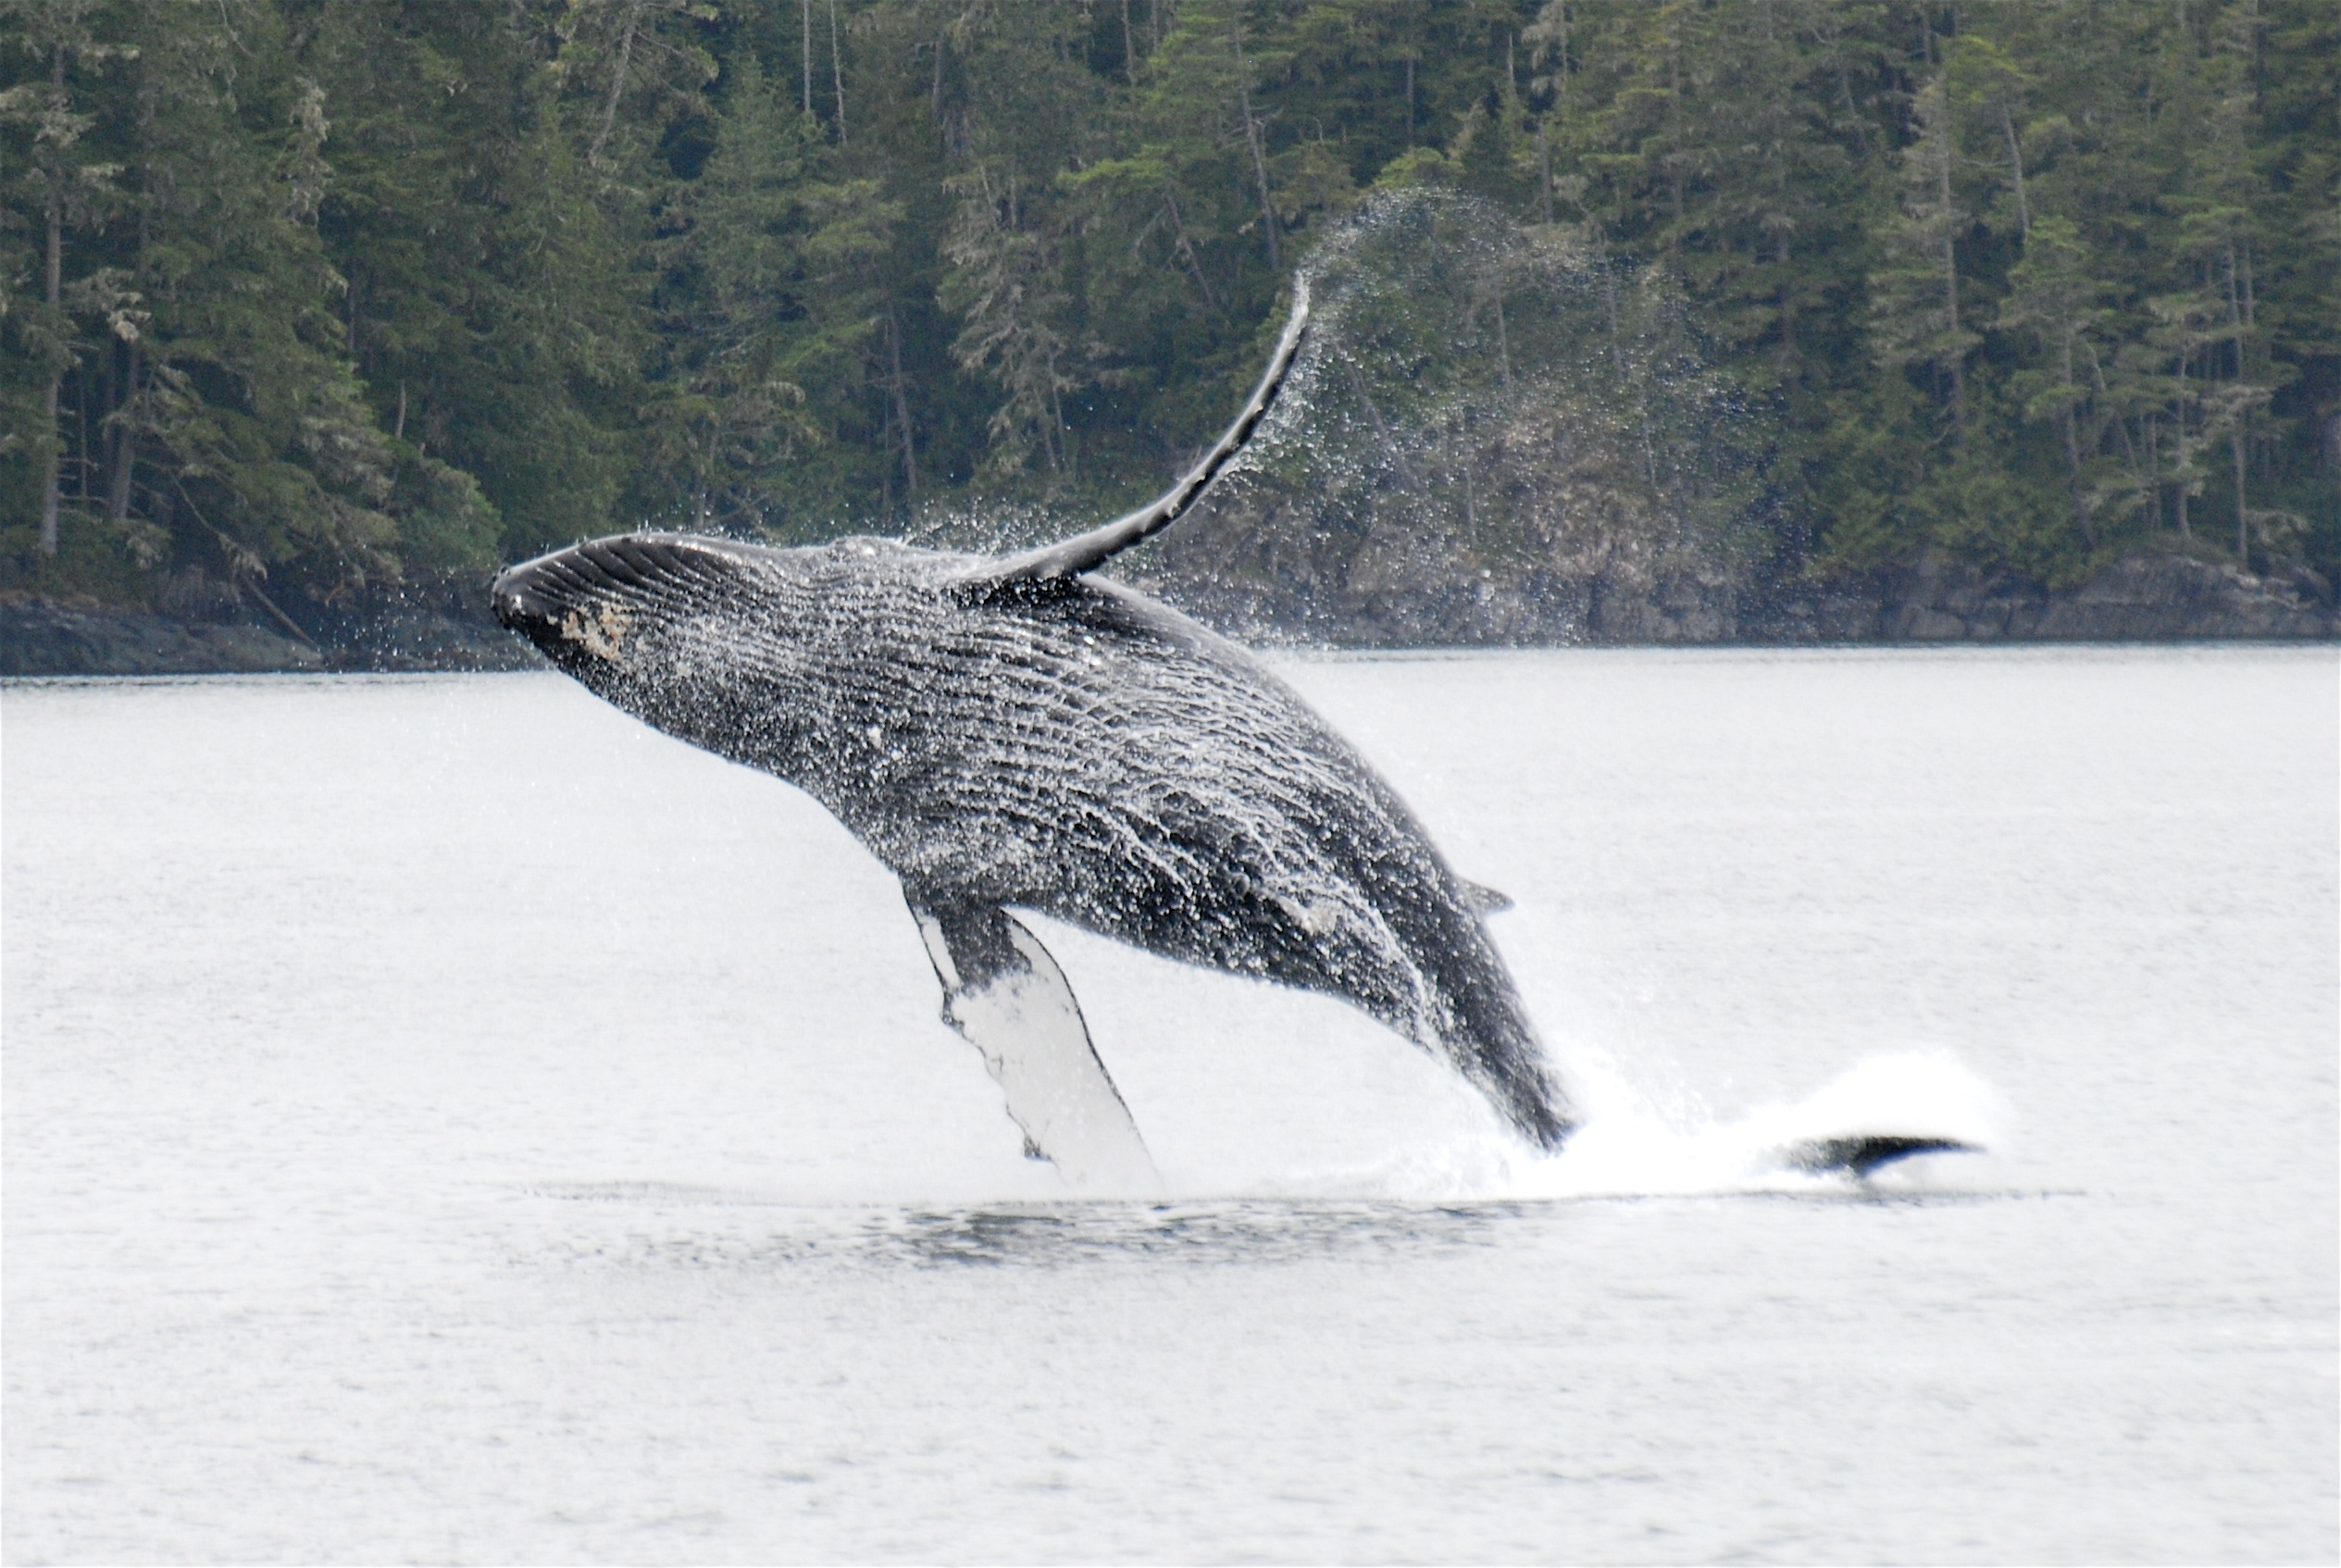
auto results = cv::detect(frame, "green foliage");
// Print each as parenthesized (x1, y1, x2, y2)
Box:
(2, 0, 2333, 612)
(640, 50, 896, 534)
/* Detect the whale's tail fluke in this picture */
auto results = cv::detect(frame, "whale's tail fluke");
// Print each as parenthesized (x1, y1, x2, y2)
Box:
(980, 280, 1311, 584)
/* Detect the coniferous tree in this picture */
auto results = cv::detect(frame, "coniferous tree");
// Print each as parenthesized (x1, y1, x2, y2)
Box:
(1, 0, 133, 558)
(641, 51, 895, 533)
(0, 0, 2331, 608)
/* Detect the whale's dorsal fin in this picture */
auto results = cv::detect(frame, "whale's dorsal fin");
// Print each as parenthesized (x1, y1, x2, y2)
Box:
(1463, 879, 1513, 915)
(976, 281, 1310, 585)
(907, 895, 1159, 1191)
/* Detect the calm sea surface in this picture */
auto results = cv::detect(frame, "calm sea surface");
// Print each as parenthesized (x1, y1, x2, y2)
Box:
(5, 647, 2335, 1564)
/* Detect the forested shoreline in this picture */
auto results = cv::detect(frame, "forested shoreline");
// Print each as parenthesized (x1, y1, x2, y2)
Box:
(4, 0, 2335, 645)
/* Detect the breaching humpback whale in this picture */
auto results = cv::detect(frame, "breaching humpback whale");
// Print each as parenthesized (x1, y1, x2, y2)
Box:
(493, 284, 1968, 1186)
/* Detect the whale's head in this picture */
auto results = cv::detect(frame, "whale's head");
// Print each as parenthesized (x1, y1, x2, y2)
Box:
(493, 532, 844, 774)
(492, 533, 771, 676)
(494, 529, 1008, 810)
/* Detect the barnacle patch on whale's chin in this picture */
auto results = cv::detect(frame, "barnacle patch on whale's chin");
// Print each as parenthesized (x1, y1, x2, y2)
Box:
(559, 599, 632, 661)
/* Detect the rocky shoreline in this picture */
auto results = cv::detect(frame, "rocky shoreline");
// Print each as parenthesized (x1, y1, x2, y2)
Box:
(1765, 551, 2338, 645)
(0, 574, 539, 678)
(1141, 545, 2338, 649)
(2, 546, 2331, 678)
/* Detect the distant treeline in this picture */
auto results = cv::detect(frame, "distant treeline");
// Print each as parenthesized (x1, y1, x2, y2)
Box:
(4, 0, 2334, 611)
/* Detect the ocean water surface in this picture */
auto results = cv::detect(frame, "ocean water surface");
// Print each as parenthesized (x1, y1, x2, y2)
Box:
(5, 646, 2335, 1563)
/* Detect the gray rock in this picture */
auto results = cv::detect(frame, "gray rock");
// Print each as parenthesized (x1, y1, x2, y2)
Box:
(1, 572, 543, 678)
(0, 596, 324, 677)
(2030, 553, 2335, 641)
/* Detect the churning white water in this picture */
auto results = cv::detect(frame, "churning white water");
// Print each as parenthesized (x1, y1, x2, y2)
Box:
(5, 647, 2334, 1563)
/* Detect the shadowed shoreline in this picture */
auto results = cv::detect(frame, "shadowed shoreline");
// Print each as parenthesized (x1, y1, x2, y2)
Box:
(3, 544, 2329, 677)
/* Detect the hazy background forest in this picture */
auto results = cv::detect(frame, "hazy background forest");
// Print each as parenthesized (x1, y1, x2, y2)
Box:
(3, 0, 2334, 628)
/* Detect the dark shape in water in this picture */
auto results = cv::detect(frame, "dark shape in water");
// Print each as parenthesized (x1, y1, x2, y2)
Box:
(1780, 1136, 1977, 1179)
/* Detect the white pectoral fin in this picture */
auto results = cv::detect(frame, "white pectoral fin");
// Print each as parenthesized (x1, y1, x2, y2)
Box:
(909, 898, 1157, 1190)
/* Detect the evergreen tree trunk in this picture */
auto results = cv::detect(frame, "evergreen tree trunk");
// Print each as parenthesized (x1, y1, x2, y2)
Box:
(2232, 429, 2248, 560)
(1535, 117, 1551, 223)
(2057, 330, 2093, 545)
(106, 407, 134, 522)
(886, 301, 916, 499)
(1936, 131, 1965, 446)
(39, 43, 65, 555)
(1163, 189, 1217, 312)
(2173, 355, 2190, 539)
(2223, 241, 2248, 559)
(929, 19, 946, 122)
(1997, 95, 2029, 240)
(1664, 22, 1684, 274)
(2086, 340, 2141, 481)
(1230, 16, 1276, 268)
(828, 0, 847, 144)
(589, 2, 643, 168)
(102, 337, 133, 524)
(111, 201, 147, 527)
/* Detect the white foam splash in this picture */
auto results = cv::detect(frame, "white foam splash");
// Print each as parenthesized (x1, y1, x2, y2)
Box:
(1232, 1048, 2005, 1203)
(1536, 1047, 2005, 1199)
